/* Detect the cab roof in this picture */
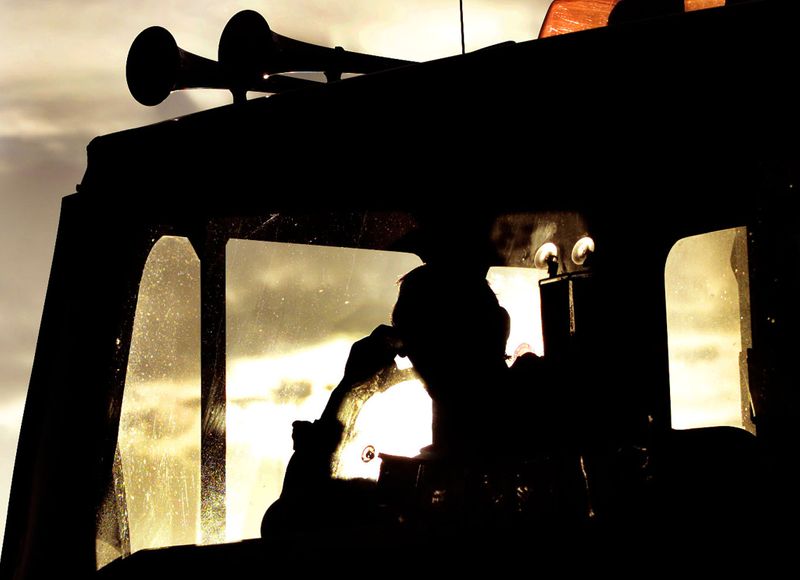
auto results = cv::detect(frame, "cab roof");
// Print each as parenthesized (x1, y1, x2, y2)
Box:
(79, 1, 797, 230)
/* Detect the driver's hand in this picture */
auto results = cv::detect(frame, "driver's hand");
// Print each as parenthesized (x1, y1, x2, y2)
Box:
(342, 324, 404, 385)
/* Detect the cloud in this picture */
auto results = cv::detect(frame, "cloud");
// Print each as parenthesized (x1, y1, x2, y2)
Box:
(227, 239, 421, 353)
(0, 134, 86, 416)
(0, 77, 232, 144)
(0, 396, 25, 435)
(0, 1, 552, 146)
(0, 89, 241, 412)
(1, 1, 552, 94)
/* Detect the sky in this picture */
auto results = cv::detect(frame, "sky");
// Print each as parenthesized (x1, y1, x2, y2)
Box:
(0, 0, 553, 550)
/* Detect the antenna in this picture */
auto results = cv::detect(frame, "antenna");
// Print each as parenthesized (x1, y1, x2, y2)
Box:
(459, 0, 466, 54)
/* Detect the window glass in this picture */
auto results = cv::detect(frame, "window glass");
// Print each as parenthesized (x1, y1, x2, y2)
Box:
(100, 236, 201, 567)
(100, 213, 576, 558)
(225, 240, 423, 542)
(225, 241, 549, 542)
(665, 227, 750, 430)
(487, 266, 547, 359)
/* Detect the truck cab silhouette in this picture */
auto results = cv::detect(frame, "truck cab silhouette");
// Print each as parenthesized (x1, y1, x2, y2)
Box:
(2, 1, 799, 577)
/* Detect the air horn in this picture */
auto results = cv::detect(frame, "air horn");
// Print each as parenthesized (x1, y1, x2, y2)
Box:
(127, 10, 414, 106)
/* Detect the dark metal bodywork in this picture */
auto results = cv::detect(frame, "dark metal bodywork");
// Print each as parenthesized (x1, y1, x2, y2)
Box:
(2, 1, 799, 577)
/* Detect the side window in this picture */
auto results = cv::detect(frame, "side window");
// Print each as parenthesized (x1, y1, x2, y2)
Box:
(487, 266, 547, 359)
(98, 237, 201, 567)
(665, 227, 752, 432)
(225, 240, 423, 542)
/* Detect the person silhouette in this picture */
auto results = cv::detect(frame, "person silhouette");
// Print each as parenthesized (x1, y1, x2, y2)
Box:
(261, 263, 559, 539)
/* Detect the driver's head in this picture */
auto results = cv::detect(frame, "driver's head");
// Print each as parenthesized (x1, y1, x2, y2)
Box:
(391, 264, 510, 383)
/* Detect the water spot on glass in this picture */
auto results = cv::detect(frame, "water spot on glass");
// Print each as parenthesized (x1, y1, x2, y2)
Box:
(361, 446, 376, 463)
(113, 236, 201, 561)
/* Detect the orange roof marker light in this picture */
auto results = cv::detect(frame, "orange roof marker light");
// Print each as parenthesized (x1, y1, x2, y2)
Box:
(686, 0, 726, 11)
(538, 1, 622, 38)
(539, 0, 727, 39)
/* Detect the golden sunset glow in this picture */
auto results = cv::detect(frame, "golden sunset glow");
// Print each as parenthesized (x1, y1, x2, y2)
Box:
(110, 220, 753, 566)
(333, 379, 432, 480)
(222, 263, 546, 540)
(225, 339, 357, 541)
(223, 241, 548, 542)
(115, 237, 201, 561)
(487, 266, 548, 358)
(224, 239, 424, 541)
(665, 228, 748, 430)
